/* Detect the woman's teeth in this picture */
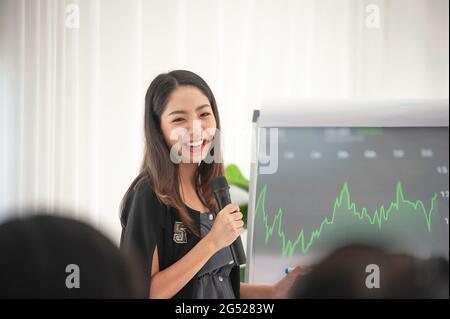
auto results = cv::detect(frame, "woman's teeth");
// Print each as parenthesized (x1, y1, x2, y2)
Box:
(186, 140, 203, 147)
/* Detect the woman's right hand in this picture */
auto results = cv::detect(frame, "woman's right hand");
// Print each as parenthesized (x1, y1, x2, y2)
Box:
(206, 203, 244, 252)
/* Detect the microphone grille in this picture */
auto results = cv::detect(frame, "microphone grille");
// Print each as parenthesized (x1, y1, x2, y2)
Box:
(211, 176, 229, 192)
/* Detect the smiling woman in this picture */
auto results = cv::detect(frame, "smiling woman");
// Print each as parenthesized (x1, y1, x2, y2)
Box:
(119, 70, 240, 299)
(160, 87, 217, 165)
(121, 70, 224, 236)
(119, 70, 305, 299)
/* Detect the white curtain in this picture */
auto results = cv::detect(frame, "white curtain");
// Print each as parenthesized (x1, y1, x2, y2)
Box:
(1, 0, 448, 243)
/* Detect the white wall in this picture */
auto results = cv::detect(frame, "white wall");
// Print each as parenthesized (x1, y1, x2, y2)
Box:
(0, 0, 448, 244)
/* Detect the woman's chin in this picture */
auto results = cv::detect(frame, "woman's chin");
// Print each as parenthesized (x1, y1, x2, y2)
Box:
(178, 156, 204, 164)
(179, 151, 204, 164)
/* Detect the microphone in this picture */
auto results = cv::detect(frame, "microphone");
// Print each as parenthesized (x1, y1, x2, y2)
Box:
(211, 176, 247, 266)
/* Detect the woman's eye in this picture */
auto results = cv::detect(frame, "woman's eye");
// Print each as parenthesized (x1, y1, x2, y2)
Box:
(200, 112, 211, 117)
(172, 118, 185, 123)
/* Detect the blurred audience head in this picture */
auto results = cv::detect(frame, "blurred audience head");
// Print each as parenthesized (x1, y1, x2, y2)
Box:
(290, 245, 449, 299)
(0, 212, 147, 298)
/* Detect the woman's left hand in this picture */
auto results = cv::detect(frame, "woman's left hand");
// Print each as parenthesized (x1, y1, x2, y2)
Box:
(271, 265, 313, 298)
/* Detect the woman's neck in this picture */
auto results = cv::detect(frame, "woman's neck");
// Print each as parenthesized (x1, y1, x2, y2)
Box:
(178, 163, 198, 188)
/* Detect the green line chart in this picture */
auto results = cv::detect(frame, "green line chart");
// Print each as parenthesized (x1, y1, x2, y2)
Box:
(254, 182, 439, 256)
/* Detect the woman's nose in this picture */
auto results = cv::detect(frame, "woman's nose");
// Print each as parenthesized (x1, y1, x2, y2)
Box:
(186, 120, 204, 137)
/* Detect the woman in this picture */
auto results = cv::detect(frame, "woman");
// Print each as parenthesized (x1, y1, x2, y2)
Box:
(120, 70, 304, 299)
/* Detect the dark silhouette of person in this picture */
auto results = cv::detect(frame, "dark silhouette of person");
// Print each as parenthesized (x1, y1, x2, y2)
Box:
(290, 245, 449, 299)
(0, 212, 147, 298)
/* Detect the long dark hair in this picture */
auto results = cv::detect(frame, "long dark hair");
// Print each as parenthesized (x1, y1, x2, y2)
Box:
(120, 70, 224, 235)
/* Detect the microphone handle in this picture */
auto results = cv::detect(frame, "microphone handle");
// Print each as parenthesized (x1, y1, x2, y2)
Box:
(214, 190, 247, 266)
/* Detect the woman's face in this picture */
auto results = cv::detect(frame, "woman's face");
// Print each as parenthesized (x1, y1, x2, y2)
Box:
(160, 85, 217, 164)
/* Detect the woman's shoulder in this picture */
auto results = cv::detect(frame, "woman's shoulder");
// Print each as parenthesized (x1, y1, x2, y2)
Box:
(129, 175, 157, 201)
(122, 175, 168, 227)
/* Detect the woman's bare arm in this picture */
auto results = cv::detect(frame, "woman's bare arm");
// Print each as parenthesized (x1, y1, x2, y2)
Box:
(240, 283, 275, 299)
(149, 235, 217, 299)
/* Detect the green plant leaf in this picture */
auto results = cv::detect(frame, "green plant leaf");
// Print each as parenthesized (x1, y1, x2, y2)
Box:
(225, 164, 249, 191)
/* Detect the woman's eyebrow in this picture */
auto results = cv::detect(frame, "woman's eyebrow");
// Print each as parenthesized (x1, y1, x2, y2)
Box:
(168, 104, 211, 116)
(195, 104, 211, 112)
